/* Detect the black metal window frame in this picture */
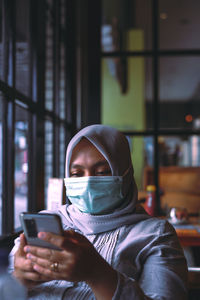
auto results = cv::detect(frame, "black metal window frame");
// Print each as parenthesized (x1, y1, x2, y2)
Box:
(101, 0, 200, 212)
(0, 0, 76, 237)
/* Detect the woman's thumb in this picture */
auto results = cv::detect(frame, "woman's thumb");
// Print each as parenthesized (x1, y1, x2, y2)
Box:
(18, 233, 27, 252)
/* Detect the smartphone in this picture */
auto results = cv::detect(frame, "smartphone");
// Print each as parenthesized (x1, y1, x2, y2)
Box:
(20, 212, 64, 250)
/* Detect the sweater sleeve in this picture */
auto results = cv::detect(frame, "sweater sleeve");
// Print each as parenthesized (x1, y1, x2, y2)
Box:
(112, 220, 188, 300)
(8, 236, 21, 273)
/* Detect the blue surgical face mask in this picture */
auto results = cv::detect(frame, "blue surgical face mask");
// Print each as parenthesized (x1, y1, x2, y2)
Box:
(64, 176, 124, 214)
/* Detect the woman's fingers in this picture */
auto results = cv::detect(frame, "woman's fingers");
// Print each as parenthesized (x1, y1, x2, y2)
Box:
(32, 257, 76, 281)
(23, 231, 80, 258)
(38, 231, 76, 250)
(19, 233, 27, 247)
(25, 247, 74, 271)
(14, 233, 54, 286)
(24, 245, 55, 259)
(15, 236, 34, 272)
(15, 255, 34, 272)
(26, 253, 53, 269)
(14, 269, 51, 282)
(17, 233, 27, 256)
(33, 264, 58, 278)
(39, 230, 89, 249)
(22, 230, 100, 283)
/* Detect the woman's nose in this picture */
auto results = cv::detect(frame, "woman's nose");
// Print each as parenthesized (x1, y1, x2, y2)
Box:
(84, 169, 94, 177)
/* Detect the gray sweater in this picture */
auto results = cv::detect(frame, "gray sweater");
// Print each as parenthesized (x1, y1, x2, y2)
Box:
(9, 203, 188, 299)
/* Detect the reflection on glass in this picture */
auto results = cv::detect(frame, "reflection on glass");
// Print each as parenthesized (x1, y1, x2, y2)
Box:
(126, 136, 154, 191)
(44, 120, 53, 207)
(45, 0, 53, 111)
(159, 0, 200, 49)
(158, 135, 200, 215)
(101, 57, 153, 130)
(59, 44, 65, 119)
(158, 136, 182, 167)
(0, 0, 3, 80)
(59, 125, 65, 177)
(159, 57, 200, 129)
(101, 0, 152, 52)
(59, 1, 66, 120)
(0, 94, 3, 234)
(158, 135, 200, 167)
(16, 0, 30, 96)
(14, 105, 28, 229)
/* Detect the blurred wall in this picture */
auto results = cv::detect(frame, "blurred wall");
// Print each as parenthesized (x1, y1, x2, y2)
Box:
(101, 29, 145, 189)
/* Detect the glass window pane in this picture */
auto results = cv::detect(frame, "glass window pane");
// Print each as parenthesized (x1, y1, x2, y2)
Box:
(16, 0, 30, 96)
(158, 135, 200, 215)
(101, 0, 152, 52)
(158, 135, 200, 167)
(44, 120, 53, 207)
(59, 44, 65, 119)
(59, 1, 66, 120)
(0, 0, 3, 80)
(14, 105, 28, 229)
(125, 136, 154, 209)
(159, 57, 200, 129)
(0, 93, 3, 234)
(59, 125, 65, 177)
(159, 0, 200, 50)
(101, 57, 153, 130)
(45, 0, 53, 111)
(0, 0, 2, 41)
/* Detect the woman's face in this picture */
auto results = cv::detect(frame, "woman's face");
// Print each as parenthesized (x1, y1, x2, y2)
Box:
(69, 138, 111, 177)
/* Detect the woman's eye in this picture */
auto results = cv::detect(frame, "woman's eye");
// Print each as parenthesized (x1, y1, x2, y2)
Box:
(70, 171, 82, 177)
(96, 170, 111, 176)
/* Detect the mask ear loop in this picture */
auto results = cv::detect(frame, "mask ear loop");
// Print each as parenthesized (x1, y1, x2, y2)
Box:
(122, 166, 133, 178)
(121, 166, 135, 199)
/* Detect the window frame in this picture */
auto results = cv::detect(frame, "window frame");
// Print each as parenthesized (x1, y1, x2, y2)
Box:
(0, 0, 75, 236)
(101, 0, 200, 212)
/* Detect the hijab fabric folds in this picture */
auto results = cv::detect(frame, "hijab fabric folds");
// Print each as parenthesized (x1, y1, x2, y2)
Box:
(65, 124, 138, 210)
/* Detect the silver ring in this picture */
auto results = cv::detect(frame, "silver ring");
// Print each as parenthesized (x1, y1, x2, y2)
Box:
(50, 262, 59, 272)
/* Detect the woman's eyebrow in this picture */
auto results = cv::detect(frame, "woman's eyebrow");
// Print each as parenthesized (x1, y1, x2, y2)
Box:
(70, 160, 109, 169)
(70, 163, 84, 169)
(93, 161, 110, 168)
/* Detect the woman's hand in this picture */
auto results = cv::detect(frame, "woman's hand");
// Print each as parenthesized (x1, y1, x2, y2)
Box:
(24, 230, 118, 299)
(13, 233, 51, 288)
(24, 230, 101, 282)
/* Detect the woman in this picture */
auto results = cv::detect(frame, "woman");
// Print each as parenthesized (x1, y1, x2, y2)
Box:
(10, 124, 188, 299)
